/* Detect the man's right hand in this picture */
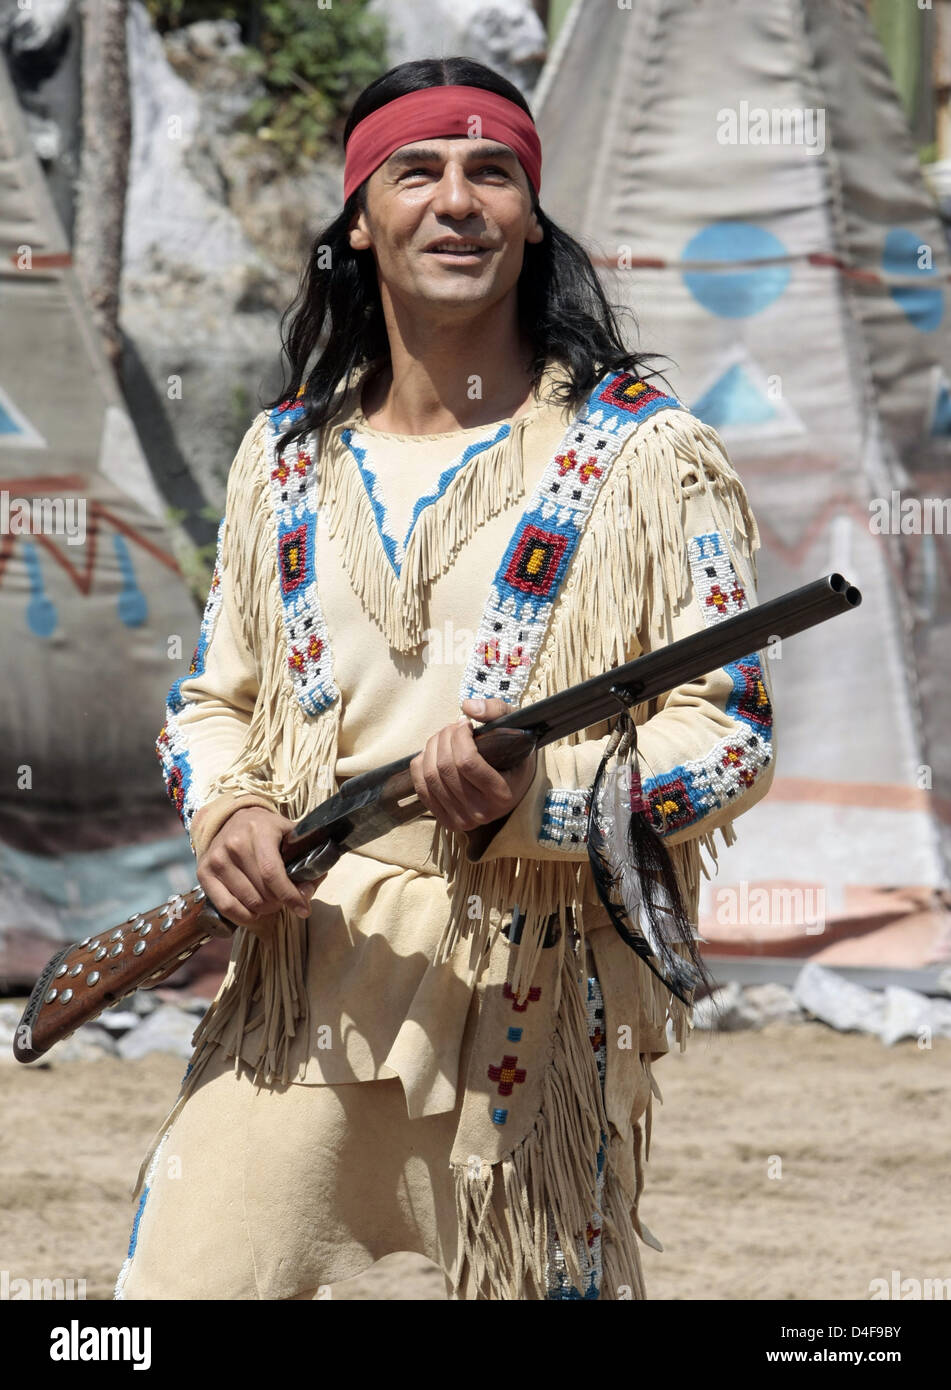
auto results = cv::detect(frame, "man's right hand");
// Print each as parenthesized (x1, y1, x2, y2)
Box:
(197, 806, 323, 935)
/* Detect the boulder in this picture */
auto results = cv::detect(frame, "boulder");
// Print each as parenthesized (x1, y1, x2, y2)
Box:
(130, 990, 159, 1016)
(690, 981, 761, 1031)
(44, 1025, 118, 1062)
(742, 982, 805, 1025)
(0, 1003, 116, 1064)
(879, 986, 935, 1046)
(930, 997, 951, 1038)
(371, 0, 547, 94)
(95, 1009, 141, 1035)
(793, 962, 885, 1035)
(117, 1003, 197, 1060)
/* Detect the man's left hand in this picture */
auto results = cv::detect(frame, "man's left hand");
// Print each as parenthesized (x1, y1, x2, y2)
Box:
(409, 698, 537, 833)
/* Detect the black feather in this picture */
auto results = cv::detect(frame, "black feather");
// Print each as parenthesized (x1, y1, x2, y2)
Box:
(585, 713, 712, 1004)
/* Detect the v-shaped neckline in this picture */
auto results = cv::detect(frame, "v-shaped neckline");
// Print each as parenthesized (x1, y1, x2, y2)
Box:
(341, 421, 512, 578)
(310, 360, 571, 651)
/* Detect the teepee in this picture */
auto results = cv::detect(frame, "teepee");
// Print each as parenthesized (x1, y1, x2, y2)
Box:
(535, 0, 950, 968)
(0, 55, 199, 986)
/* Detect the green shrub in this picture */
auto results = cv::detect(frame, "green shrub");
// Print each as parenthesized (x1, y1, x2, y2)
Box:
(146, 0, 245, 29)
(145, 0, 389, 169)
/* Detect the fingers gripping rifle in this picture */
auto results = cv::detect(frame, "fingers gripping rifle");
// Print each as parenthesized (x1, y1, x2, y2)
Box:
(13, 574, 861, 1063)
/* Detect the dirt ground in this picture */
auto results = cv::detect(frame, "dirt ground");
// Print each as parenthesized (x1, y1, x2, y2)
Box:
(1, 1021, 948, 1301)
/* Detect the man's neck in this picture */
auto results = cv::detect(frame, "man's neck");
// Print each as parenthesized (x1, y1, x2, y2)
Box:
(360, 317, 540, 436)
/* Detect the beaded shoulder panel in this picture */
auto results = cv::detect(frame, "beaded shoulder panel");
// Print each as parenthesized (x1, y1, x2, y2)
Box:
(266, 395, 340, 718)
(458, 373, 682, 706)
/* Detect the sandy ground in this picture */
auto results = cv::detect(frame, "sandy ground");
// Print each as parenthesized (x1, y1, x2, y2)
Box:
(1, 1021, 948, 1301)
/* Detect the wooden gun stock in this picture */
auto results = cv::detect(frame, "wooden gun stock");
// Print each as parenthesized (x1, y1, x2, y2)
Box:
(11, 728, 539, 1064)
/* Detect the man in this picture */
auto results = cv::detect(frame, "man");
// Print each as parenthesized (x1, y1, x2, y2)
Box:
(117, 57, 774, 1301)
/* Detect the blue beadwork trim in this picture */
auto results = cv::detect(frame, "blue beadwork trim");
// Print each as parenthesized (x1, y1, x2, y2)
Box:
(267, 396, 339, 718)
(114, 1125, 175, 1299)
(539, 787, 592, 851)
(156, 518, 226, 831)
(687, 531, 747, 624)
(642, 532, 773, 835)
(166, 519, 225, 718)
(126, 1185, 149, 1263)
(342, 422, 511, 578)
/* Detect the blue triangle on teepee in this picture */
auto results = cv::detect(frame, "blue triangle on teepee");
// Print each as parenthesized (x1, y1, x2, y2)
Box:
(692, 362, 776, 428)
(931, 381, 951, 437)
(0, 396, 24, 435)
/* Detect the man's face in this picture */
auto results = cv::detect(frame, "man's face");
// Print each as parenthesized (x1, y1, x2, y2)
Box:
(348, 136, 543, 320)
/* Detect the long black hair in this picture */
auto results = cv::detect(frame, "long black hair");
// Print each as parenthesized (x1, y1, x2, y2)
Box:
(266, 55, 667, 453)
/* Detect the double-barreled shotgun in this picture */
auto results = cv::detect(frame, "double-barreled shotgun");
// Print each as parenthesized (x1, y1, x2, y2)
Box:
(13, 573, 861, 1063)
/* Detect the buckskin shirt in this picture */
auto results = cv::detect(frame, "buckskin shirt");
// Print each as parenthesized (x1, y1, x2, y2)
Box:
(121, 359, 775, 1300)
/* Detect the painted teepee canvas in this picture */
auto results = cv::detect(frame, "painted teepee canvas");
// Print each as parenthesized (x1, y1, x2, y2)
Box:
(535, 0, 950, 967)
(0, 56, 199, 986)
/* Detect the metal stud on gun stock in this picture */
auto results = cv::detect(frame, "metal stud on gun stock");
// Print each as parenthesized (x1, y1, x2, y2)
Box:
(12, 838, 343, 1065)
(14, 889, 225, 1063)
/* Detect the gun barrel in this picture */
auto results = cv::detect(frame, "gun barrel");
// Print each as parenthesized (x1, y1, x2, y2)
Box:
(522, 572, 861, 748)
(284, 575, 862, 856)
(332, 573, 861, 797)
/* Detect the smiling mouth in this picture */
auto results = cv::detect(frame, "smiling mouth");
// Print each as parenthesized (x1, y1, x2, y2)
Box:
(425, 246, 489, 259)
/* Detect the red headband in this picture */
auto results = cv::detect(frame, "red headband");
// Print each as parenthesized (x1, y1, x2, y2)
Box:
(343, 85, 542, 204)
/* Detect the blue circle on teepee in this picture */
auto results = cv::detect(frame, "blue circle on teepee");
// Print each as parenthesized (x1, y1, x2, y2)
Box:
(883, 228, 943, 332)
(682, 223, 790, 318)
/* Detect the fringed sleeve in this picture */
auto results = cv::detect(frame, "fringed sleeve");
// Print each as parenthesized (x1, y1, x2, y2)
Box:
(155, 412, 281, 862)
(464, 408, 775, 870)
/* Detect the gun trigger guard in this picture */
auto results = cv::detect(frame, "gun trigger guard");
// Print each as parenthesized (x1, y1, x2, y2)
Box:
(285, 839, 343, 884)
